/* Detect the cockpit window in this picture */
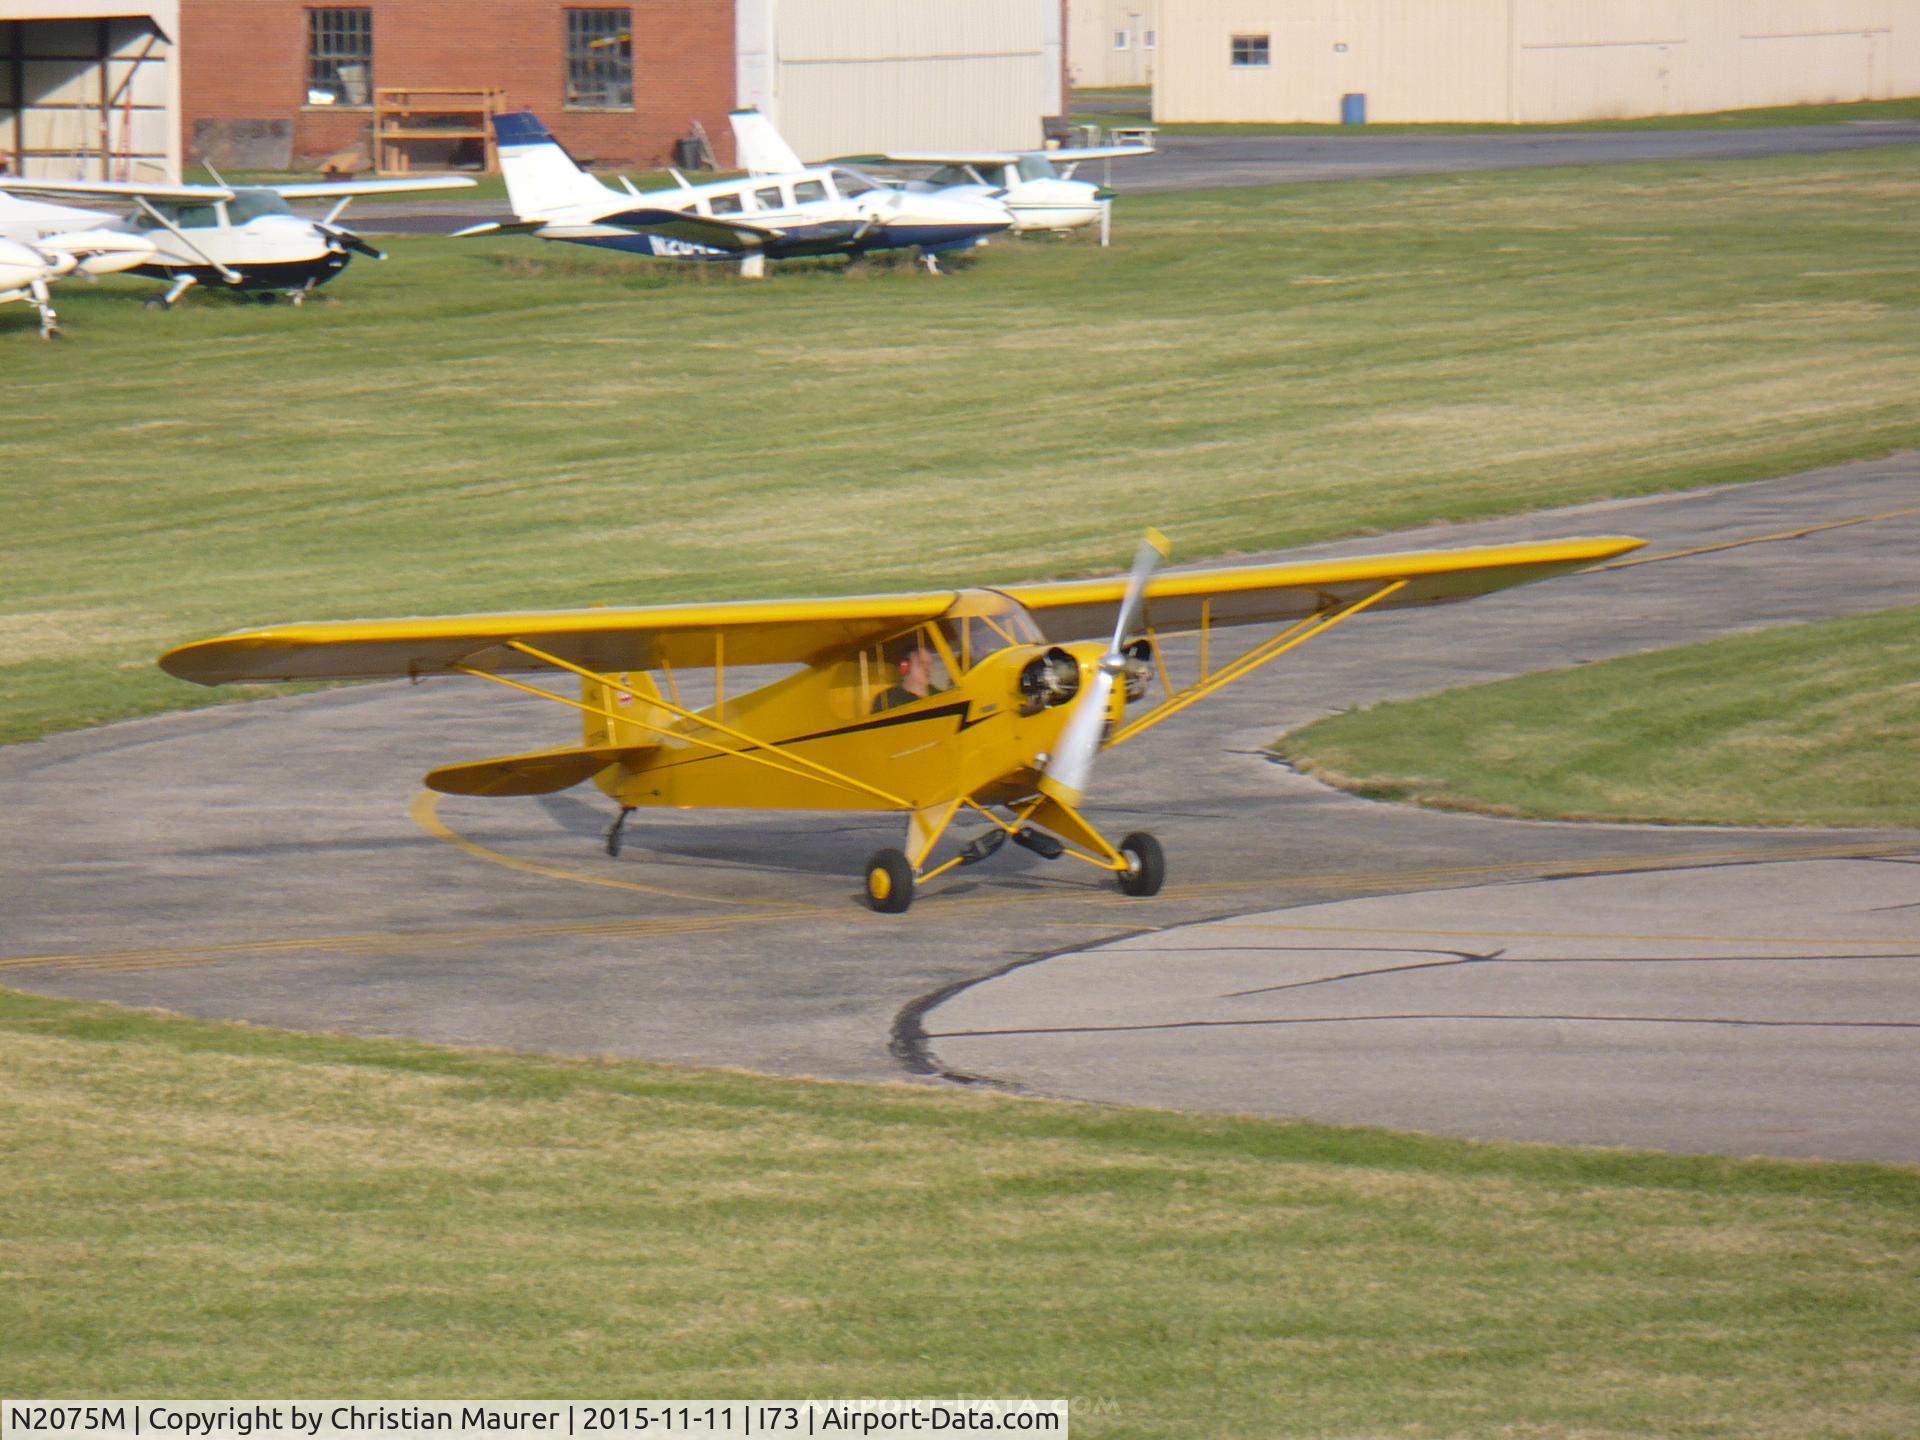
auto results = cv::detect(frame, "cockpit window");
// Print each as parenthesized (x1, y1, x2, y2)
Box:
(754, 186, 784, 210)
(830, 167, 878, 198)
(1015, 155, 1057, 184)
(928, 164, 995, 188)
(708, 191, 745, 215)
(226, 189, 295, 223)
(135, 201, 224, 230)
(792, 179, 827, 204)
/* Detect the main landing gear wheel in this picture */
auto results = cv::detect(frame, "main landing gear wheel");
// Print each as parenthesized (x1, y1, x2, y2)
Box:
(864, 848, 915, 914)
(1116, 831, 1165, 898)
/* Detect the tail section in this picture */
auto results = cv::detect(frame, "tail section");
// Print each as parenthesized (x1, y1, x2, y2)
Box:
(493, 110, 616, 218)
(729, 109, 805, 176)
(582, 670, 669, 750)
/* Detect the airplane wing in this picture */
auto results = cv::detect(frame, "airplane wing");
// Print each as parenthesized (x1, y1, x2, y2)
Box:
(272, 177, 478, 199)
(1043, 145, 1157, 162)
(596, 206, 787, 251)
(1000, 536, 1645, 642)
(0, 176, 232, 204)
(864, 151, 1021, 167)
(159, 592, 960, 685)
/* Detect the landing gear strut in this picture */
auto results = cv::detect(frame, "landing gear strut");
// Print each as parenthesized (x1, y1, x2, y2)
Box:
(29, 277, 59, 339)
(145, 274, 198, 310)
(605, 806, 635, 857)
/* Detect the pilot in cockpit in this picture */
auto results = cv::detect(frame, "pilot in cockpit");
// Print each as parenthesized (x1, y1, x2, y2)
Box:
(872, 640, 946, 713)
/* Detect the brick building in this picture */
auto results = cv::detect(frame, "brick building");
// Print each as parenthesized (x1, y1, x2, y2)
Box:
(181, 2, 733, 170)
(180, 1, 1068, 173)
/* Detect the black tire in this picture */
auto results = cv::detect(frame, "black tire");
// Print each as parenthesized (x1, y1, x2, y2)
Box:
(1116, 831, 1165, 898)
(143, 298, 168, 311)
(864, 848, 915, 914)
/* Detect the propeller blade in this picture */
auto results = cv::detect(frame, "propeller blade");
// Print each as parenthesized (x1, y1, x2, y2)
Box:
(1039, 528, 1169, 808)
(317, 223, 384, 260)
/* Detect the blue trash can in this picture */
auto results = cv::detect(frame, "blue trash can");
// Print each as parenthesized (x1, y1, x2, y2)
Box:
(1341, 92, 1367, 126)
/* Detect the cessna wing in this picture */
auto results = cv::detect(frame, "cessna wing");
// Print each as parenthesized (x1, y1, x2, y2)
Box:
(872, 145, 1156, 167)
(270, 177, 477, 199)
(0, 176, 233, 205)
(1003, 536, 1644, 643)
(0, 175, 475, 207)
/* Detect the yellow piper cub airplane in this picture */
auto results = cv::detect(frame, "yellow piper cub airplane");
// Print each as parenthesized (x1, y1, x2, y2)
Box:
(160, 532, 1641, 912)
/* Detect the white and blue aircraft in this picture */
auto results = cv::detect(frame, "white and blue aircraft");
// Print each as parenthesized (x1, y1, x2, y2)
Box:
(459, 110, 1014, 277)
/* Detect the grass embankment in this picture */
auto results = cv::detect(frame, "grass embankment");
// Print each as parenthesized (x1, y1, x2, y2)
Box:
(3, 148, 1918, 743)
(3, 987, 1917, 1434)
(1074, 90, 1920, 135)
(1279, 606, 1920, 828)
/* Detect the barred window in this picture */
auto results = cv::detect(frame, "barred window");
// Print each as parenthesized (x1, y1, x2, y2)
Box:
(307, 8, 372, 106)
(1230, 34, 1270, 68)
(566, 9, 633, 109)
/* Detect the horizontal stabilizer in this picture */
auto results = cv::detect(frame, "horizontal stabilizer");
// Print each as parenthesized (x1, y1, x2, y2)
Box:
(425, 743, 656, 797)
(449, 219, 550, 237)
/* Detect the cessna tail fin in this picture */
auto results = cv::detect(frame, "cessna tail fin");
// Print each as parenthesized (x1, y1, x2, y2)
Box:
(730, 109, 805, 176)
(493, 110, 616, 218)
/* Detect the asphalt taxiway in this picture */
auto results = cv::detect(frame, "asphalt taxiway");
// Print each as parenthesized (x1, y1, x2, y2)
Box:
(2, 455, 1915, 1162)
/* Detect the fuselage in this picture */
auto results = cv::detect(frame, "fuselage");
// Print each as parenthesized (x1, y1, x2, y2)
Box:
(918, 158, 1106, 233)
(119, 190, 351, 289)
(588, 591, 1131, 814)
(539, 166, 1012, 260)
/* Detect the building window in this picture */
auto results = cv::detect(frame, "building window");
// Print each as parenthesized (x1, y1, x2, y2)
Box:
(307, 9, 372, 106)
(567, 9, 633, 109)
(1113, 30, 1129, 50)
(1145, 31, 1156, 50)
(1230, 34, 1270, 68)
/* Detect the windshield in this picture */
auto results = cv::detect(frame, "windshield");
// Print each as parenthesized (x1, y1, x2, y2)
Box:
(1015, 155, 1057, 183)
(227, 189, 295, 223)
(936, 590, 1044, 673)
(830, 167, 880, 198)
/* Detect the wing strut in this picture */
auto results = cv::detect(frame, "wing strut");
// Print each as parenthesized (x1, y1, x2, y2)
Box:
(454, 640, 914, 810)
(1110, 579, 1410, 749)
(131, 195, 243, 283)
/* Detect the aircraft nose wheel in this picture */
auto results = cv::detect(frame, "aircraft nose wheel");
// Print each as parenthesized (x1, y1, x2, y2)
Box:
(1116, 831, 1165, 897)
(864, 848, 915, 914)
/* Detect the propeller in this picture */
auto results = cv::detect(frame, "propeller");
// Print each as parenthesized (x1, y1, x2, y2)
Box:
(316, 222, 385, 260)
(1037, 527, 1169, 808)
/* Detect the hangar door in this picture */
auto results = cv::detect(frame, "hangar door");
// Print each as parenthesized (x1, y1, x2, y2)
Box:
(1, 8, 174, 179)
(737, 0, 1065, 161)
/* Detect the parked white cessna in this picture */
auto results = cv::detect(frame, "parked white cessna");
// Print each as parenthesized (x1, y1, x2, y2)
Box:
(863, 145, 1154, 237)
(0, 172, 476, 309)
(459, 110, 1013, 277)
(0, 191, 156, 336)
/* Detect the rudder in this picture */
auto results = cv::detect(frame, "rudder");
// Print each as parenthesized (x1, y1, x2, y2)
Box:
(493, 110, 616, 217)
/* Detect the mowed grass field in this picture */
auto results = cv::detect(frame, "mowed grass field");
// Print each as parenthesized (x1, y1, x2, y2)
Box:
(1278, 605, 1920, 829)
(2, 147, 1918, 742)
(4, 988, 1919, 1438)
